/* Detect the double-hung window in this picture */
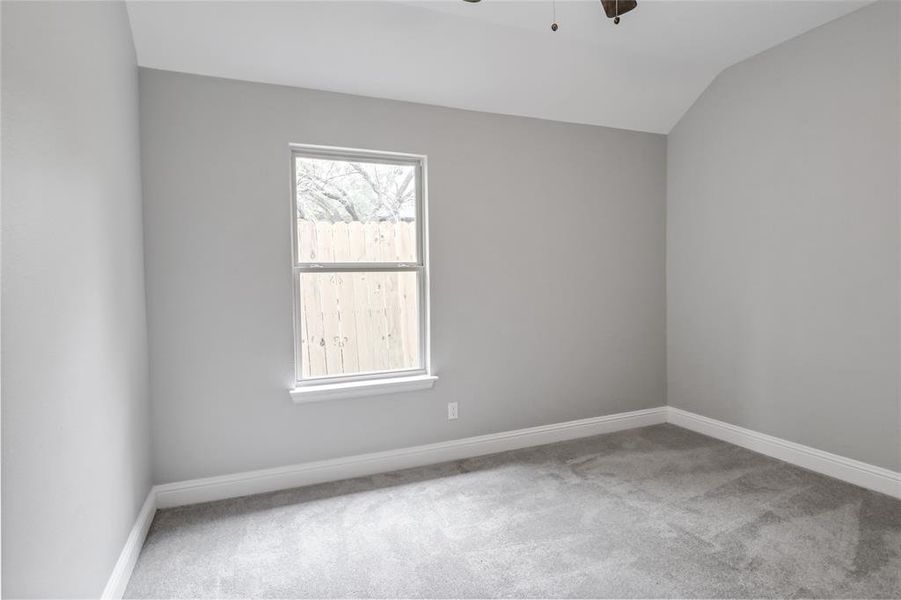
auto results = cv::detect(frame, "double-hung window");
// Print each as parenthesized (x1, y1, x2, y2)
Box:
(289, 145, 433, 401)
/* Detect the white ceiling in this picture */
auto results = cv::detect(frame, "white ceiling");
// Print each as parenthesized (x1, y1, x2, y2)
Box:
(126, 0, 870, 134)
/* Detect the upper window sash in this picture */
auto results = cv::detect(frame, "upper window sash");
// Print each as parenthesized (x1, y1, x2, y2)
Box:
(292, 146, 424, 268)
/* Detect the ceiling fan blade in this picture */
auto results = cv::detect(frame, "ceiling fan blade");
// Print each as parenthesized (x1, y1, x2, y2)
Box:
(601, 0, 637, 19)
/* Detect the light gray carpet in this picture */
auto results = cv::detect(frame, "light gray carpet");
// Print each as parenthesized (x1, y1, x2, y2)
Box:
(125, 425, 901, 598)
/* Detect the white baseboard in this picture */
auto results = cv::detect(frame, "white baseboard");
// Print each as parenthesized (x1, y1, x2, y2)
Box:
(154, 406, 667, 508)
(667, 407, 901, 499)
(101, 490, 157, 599)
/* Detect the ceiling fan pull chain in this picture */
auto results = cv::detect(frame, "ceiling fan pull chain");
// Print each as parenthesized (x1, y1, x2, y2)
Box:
(464, 0, 637, 27)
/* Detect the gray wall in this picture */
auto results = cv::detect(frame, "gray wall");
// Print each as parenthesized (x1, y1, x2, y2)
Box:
(1, 2, 151, 597)
(138, 69, 667, 484)
(667, 1, 900, 470)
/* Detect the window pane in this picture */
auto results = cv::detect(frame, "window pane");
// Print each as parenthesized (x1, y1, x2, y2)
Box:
(299, 271, 421, 378)
(295, 156, 417, 263)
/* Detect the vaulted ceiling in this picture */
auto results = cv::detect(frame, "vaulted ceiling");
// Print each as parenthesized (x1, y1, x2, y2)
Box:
(126, 0, 871, 134)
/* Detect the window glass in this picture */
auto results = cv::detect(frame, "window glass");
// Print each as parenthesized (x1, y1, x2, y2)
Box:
(298, 271, 421, 378)
(295, 157, 417, 264)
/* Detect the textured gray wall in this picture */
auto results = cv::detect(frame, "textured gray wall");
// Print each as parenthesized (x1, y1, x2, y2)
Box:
(667, 1, 900, 470)
(1, 2, 151, 597)
(138, 69, 667, 484)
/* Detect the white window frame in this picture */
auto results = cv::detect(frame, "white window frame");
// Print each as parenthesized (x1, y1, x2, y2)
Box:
(289, 144, 434, 401)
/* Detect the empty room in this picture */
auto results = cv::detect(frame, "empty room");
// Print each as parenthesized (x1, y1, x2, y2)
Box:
(2, 0, 900, 598)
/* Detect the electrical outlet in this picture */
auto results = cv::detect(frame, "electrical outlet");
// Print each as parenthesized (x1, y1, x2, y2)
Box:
(447, 402, 458, 420)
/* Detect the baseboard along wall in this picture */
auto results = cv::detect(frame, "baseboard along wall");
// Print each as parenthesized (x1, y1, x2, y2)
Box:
(154, 406, 668, 508)
(667, 407, 901, 499)
(103, 404, 901, 598)
(101, 492, 158, 599)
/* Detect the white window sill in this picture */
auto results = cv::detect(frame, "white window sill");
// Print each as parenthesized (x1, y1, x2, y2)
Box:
(290, 374, 438, 404)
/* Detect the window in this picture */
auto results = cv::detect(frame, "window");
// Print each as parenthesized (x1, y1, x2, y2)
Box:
(290, 145, 433, 401)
